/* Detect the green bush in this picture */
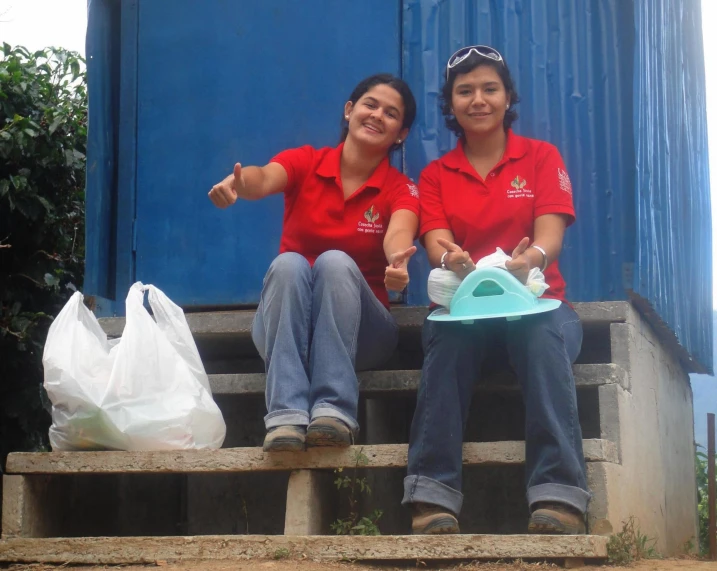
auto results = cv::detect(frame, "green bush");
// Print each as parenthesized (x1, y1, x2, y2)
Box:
(0, 44, 87, 465)
(696, 445, 715, 555)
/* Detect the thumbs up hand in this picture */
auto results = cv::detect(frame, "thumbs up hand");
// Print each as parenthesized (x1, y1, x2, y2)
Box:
(208, 163, 245, 209)
(385, 246, 417, 292)
(504, 237, 532, 284)
(436, 238, 475, 279)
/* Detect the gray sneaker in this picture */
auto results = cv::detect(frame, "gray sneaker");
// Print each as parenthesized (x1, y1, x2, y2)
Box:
(306, 417, 353, 447)
(262, 425, 306, 452)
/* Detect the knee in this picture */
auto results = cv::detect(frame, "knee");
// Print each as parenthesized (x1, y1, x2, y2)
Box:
(313, 250, 360, 278)
(423, 319, 467, 349)
(265, 253, 311, 283)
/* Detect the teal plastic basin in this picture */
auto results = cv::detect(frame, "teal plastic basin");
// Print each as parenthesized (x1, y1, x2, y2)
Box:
(427, 267, 561, 324)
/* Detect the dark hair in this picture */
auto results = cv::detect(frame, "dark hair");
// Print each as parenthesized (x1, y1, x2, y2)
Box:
(339, 73, 417, 151)
(440, 53, 520, 137)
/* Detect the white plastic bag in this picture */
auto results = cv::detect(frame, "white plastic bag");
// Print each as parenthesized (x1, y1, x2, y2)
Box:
(427, 268, 463, 307)
(426, 248, 550, 307)
(43, 282, 226, 451)
(475, 248, 549, 297)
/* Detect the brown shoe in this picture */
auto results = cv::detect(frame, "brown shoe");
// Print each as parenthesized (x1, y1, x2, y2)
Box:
(528, 502, 586, 534)
(411, 502, 460, 535)
(306, 417, 353, 447)
(262, 425, 306, 452)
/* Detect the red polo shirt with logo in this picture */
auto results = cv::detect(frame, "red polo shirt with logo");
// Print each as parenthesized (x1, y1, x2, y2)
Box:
(271, 143, 420, 308)
(419, 130, 575, 303)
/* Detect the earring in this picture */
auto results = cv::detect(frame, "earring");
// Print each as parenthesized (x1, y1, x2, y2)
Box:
(396, 139, 402, 144)
(506, 104, 510, 109)
(345, 115, 349, 120)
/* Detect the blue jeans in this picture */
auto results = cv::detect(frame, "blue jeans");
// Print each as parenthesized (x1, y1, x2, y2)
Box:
(251, 251, 399, 434)
(403, 303, 590, 515)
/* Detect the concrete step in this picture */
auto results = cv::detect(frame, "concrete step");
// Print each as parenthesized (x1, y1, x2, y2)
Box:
(98, 302, 631, 368)
(5, 439, 617, 475)
(98, 301, 630, 338)
(209, 363, 629, 395)
(0, 534, 609, 564)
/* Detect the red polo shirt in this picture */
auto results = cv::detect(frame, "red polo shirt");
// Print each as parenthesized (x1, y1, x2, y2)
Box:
(271, 143, 420, 308)
(419, 130, 575, 303)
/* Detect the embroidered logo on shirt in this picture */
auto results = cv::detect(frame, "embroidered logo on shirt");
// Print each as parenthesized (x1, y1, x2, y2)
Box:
(407, 183, 419, 198)
(364, 205, 380, 223)
(506, 175, 534, 199)
(558, 168, 572, 195)
(357, 205, 384, 234)
(511, 176, 527, 190)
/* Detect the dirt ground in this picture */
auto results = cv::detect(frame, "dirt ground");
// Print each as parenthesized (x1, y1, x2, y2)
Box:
(3, 558, 717, 571)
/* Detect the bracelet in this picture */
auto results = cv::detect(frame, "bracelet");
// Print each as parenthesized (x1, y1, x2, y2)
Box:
(530, 245, 548, 272)
(440, 251, 448, 270)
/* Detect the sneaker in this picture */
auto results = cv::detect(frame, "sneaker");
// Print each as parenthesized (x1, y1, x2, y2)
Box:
(411, 502, 460, 535)
(262, 425, 306, 452)
(528, 502, 586, 535)
(306, 417, 353, 447)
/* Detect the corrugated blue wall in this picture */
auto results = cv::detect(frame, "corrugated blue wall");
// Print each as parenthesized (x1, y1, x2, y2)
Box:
(402, 0, 712, 372)
(403, 0, 636, 306)
(633, 0, 712, 371)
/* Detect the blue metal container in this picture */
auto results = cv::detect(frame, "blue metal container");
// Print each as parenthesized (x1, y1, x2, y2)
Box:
(85, 0, 712, 372)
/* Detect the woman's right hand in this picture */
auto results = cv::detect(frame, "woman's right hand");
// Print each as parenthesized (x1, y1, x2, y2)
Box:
(208, 163, 244, 209)
(437, 238, 475, 280)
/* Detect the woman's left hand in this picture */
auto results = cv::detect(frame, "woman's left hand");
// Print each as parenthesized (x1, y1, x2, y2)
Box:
(504, 237, 532, 284)
(385, 246, 417, 292)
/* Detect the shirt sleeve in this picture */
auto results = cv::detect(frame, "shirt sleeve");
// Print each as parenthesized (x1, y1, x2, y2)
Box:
(270, 145, 315, 197)
(418, 160, 450, 237)
(534, 143, 576, 226)
(388, 172, 420, 217)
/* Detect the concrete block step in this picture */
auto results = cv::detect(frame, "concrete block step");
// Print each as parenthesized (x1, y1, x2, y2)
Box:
(5, 439, 617, 475)
(98, 301, 630, 338)
(209, 363, 629, 395)
(0, 533, 609, 564)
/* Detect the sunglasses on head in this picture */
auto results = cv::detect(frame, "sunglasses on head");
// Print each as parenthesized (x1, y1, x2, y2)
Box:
(446, 45, 505, 80)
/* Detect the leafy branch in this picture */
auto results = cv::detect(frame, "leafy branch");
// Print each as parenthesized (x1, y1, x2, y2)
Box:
(0, 43, 86, 464)
(330, 448, 383, 536)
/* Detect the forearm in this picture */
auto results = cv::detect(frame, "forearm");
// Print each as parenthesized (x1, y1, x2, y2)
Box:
(234, 166, 269, 201)
(383, 210, 418, 263)
(530, 214, 568, 269)
(384, 228, 415, 262)
(423, 229, 459, 268)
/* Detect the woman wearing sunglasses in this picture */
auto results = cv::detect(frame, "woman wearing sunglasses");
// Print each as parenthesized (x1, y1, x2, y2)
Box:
(209, 74, 419, 452)
(402, 46, 588, 535)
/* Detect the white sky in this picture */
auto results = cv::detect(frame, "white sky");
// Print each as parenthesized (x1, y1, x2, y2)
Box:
(1, 0, 716, 307)
(0, 1, 87, 54)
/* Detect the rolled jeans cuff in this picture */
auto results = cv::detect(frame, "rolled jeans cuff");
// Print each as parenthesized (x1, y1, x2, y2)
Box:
(264, 409, 310, 430)
(402, 475, 463, 516)
(311, 404, 359, 435)
(527, 483, 592, 514)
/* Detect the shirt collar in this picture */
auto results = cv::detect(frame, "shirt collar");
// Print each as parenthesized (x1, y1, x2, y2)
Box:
(315, 142, 391, 191)
(441, 129, 529, 174)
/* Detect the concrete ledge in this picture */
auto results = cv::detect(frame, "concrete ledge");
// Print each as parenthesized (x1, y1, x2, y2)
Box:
(98, 302, 630, 338)
(209, 363, 629, 395)
(6, 439, 617, 475)
(0, 534, 609, 563)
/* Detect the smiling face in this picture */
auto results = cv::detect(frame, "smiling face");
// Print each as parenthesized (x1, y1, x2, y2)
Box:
(451, 64, 510, 137)
(344, 84, 409, 153)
